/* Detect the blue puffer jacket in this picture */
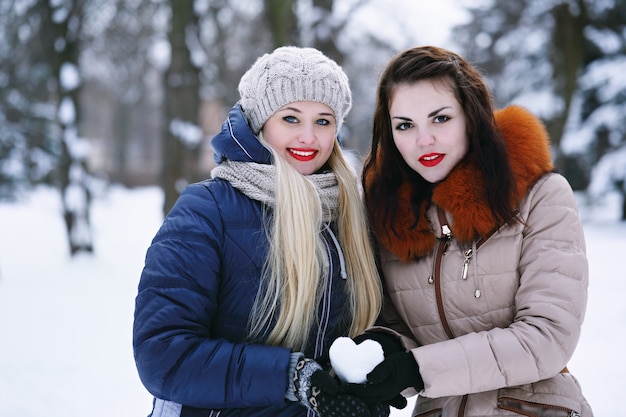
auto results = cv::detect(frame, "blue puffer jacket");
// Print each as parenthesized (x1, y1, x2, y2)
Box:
(133, 103, 352, 417)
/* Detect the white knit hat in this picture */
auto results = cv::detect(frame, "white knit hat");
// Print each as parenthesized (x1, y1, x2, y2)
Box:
(238, 46, 352, 135)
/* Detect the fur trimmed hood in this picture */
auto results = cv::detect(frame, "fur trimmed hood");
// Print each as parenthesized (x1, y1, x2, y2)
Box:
(372, 105, 554, 261)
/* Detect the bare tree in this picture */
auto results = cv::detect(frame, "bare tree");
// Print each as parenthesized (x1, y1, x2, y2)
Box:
(549, 0, 587, 168)
(162, 0, 201, 214)
(265, 0, 298, 47)
(45, 0, 94, 254)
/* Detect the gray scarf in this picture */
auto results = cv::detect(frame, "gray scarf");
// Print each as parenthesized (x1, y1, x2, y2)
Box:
(211, 161, 340, 223)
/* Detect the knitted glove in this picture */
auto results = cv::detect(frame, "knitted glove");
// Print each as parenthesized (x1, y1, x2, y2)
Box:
(368, 402, 392, 417)
(293, 357, 387, 417)
(344, 351, 423, 407)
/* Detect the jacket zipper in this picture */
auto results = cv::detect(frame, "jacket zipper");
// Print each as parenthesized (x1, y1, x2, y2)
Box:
(460, 226, 499, 280)
(433, 207, 454, 339)
(433, 207, 500, 417)
(432, 207, 501, 335)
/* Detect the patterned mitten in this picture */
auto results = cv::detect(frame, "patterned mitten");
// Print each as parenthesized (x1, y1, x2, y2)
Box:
(293, 357, 374, 417)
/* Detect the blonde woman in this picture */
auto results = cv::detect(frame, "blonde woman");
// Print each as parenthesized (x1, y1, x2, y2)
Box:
(133, 46, 386, 417)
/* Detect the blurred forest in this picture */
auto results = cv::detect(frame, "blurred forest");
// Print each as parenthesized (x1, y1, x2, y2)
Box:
(1, 0, 625, 255)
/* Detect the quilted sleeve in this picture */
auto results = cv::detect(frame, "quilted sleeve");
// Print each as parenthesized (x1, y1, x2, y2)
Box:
(132, 182, 292, 409)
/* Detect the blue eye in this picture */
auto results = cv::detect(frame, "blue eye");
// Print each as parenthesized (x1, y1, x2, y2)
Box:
(316, 119, 331, 126)
(283, 115, 298, 123)
(395, 122, 411, 131)
(434, 115, 450, 123)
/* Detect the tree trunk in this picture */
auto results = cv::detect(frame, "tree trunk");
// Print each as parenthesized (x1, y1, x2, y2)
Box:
(264, 0, 297, 47)
(48, 0, 94, 255)
(114, 101, 131, 185)
(162, 0, 201, 215)
(617, 180, 626, 221)
(310, 0, 343, 63)
(549, 0, 587, 171)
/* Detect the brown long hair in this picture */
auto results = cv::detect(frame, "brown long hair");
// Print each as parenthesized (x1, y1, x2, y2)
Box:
(362, 46, 517, 237)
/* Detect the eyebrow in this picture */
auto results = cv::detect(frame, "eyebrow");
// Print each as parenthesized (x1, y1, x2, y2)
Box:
(428, 106, 451, 117)
(391, 106, 453, 121)
(279, 106, 335, 118)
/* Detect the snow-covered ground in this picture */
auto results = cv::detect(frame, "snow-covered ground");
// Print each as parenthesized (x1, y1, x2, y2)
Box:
(0, 185, 623, 417)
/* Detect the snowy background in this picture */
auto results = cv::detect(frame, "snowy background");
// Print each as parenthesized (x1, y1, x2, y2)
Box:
(1, 1, 625, 414)
(0, 185, 624, 417)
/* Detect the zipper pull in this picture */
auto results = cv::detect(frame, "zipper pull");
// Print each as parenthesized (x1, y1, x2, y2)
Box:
(461, 248, 473, 280)
(437, 207, 452, 254)
(441, 224, 451, 254)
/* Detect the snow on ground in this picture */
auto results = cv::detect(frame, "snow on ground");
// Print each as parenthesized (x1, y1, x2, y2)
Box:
(0, 185, 624, 417)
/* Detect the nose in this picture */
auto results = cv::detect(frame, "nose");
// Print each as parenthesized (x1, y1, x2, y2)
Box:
(297, 123, 316, 144)
(416, 127, 435, 147)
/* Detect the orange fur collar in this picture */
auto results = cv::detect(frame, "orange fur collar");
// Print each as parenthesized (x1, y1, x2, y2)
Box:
(374, 105, 554, 261)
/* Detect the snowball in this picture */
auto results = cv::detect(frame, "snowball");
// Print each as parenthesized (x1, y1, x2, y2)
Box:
(329, 337, 384, 384)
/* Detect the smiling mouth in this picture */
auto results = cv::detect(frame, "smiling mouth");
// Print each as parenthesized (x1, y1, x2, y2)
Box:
(289, 148, 317, 161)
(419, 153, 444, 167)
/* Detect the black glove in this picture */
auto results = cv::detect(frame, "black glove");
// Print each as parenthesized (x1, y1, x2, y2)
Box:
(314, 350, 332, 370)
(368, 402, 391, 417)
(293, 357, 385, 417)
(343, 351, 423, 408)
(351, 332, 408, 409)
(353, 332, 404, 356)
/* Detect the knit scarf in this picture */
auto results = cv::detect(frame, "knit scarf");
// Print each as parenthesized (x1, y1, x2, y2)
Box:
(211, 161, 340, 223)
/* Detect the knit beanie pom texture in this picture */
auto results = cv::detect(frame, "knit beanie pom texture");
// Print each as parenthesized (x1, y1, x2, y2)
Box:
(238, 46, 352, 135)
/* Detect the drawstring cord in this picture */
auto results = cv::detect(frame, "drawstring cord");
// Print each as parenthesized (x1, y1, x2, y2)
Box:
(324, 225, 347, 279)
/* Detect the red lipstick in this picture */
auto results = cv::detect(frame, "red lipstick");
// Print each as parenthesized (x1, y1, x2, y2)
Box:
(419, 153, 444, 167)
(289, 148, 317, 162)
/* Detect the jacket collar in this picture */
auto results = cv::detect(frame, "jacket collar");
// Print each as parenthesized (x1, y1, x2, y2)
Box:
(211, 103, 272, 165)
(377, 105, 555, 261)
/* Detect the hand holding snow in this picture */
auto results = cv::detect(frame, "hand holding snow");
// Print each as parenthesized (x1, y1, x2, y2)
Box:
(329, 337, 385, 384)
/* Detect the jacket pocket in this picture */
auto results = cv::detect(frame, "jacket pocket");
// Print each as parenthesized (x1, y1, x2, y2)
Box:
(498, 396, 580, 417)
(497, 375, 586, 417)
(413, 395, 444, 417)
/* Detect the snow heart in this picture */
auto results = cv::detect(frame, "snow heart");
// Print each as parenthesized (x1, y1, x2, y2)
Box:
(328, 337, 385, 384)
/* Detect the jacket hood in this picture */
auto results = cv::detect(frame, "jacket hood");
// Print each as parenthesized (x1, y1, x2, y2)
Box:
(211, 103, 272, 165)
(374, 105, 555, 261)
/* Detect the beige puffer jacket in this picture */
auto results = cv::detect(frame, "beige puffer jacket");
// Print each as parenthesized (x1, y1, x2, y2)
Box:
(370, 107, 593, 417)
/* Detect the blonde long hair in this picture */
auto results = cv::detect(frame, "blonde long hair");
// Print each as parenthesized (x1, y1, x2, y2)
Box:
(248, 140, 383, 351)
